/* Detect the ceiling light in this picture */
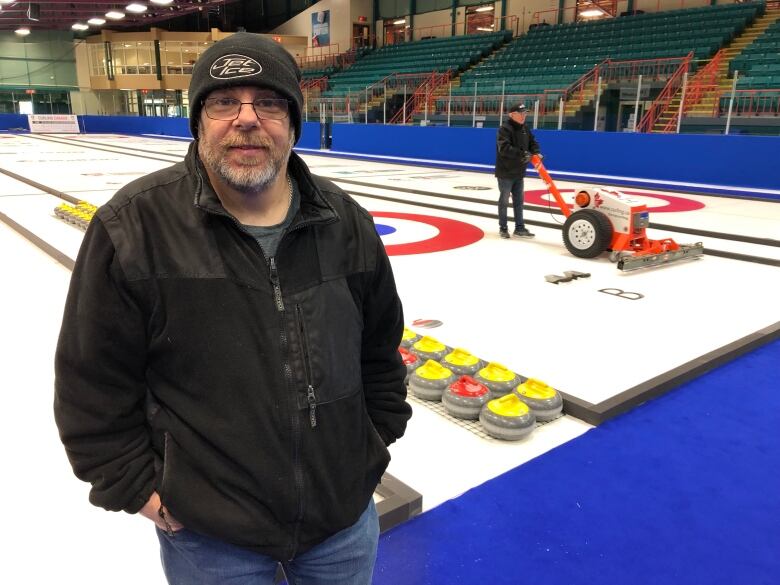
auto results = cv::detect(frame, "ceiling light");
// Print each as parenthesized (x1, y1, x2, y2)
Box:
(475, 5, 494, 12)
(72, 23, 89, 30)
(88, 17, 106, 25)
(126, 3, 147, 12)
(106, 10, 125, 19)
(150, 0, 173, 4)
(393, 19, 405, 25)
(476, 26, 494, 31)
(15, 27, 31, 36)
(580, 8, 604, 17)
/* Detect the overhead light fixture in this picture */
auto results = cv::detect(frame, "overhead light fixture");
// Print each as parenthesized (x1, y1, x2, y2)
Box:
(88, 17, 106, 25)
(106, 10, 125, 18)
(393, 19, 405, 25)
(476, 26, 494, 31)
(475, 5, 494, 12)
(150, 0, 173, 4)
(126, 3, 147, 12)
(72, 23, 89, 30)
(580, 8, 604, 17)
(15, 26, 31, 36)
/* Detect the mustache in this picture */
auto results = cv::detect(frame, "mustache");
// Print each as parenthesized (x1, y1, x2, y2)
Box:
(221, 136, 274, 149)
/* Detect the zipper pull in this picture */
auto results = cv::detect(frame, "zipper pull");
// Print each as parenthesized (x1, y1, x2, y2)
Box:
(307, 385, 317, 428)
(269, 257, 285, 312)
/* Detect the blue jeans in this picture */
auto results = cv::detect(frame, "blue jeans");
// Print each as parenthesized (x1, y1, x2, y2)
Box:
(497, 177, 525, 231)
(157, 500, 379, 585)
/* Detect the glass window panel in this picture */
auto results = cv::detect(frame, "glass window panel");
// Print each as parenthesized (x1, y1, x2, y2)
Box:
(125, 45, 139, 75)
(111, 45, 126, 75)
(0, 91, 16, 114)
(379, 0, 410, 19)
(182, 42, 198, 74)
(137, 44, 153, 75)
(90, 45, 107, 76)
(162, 41, 184, 75)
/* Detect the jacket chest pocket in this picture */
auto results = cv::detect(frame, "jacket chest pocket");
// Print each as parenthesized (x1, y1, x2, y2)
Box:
(290, 281, 363, 413)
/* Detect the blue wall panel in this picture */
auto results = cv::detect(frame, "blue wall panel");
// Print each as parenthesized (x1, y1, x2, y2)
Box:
(298, 121, 320, 149)
(331, 125, 779, 192)
(80, 115, 190, 137)
(0, 114, 30, 132)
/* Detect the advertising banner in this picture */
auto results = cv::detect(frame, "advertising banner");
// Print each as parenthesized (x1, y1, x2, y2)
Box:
(28, 114, 80, 133)
(312, 10, 330, 47)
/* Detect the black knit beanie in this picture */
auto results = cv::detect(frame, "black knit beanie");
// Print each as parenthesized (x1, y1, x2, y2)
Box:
(188, 32, 303, 143)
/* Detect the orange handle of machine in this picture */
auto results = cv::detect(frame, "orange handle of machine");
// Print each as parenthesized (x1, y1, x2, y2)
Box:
(530, 154, 572, 218)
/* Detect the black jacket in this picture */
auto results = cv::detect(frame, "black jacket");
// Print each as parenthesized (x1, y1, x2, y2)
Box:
(54, 142, 411, 560)
(495, 118, 540, 179)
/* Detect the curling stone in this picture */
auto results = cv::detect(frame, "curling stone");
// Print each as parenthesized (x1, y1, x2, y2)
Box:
(442, 375, 490, 420)
(408, 359, 457, 401)
(398, 347, 420, 385)
(475, 362, 523, 398)
(479, 394, 536, 441)
(410, 335, 450, 363)
(400, 327, 420, 349)
(513, 378, 563, 421)
(442, 348, 485, 378)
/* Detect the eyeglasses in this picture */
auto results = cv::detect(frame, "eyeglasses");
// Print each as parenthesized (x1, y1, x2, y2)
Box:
(203, 97, 290, 121)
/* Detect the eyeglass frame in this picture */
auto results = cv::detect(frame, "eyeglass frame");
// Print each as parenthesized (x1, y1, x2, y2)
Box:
(202, 96, 292, 122)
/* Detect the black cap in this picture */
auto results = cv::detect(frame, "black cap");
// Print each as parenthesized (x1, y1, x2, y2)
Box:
(509, 103, 528, 113)
(188, 32, 303, 143)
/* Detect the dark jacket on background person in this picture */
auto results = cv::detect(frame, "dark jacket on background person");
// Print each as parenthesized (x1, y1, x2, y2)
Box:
(53, 142, 411, 561)
(495, 118, 540, 179)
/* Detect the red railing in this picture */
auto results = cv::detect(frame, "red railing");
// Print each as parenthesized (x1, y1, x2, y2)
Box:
(657, 49, 723, 133)
(427, 93, 555, 117)
(636, 52, 692, 132)
(297, 44, 348, 71)
(403, 15, 521, 43)
(599, 55, 691, 83)
(712, 88, 780, 117)
(532, 6, 577, 26)
(409, 73, 453, 120)
(534, 0, 742, 26)
(388, 73, 450, 124)
(564, 59, 608, 106)
(301, 77, 328, 91)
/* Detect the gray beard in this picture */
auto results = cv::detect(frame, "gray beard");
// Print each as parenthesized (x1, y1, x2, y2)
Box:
(199, 132, 294, 194)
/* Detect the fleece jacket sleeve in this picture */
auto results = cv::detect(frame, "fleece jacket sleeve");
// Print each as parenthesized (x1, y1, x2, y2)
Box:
(53, 217, 156, 514)
(497, 124, 524, 159)
(360, 238, 412, 446)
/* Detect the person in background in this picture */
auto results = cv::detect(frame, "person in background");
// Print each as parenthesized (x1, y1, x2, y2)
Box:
(54, 32, 411, 585)
(495, 102, 541, 239)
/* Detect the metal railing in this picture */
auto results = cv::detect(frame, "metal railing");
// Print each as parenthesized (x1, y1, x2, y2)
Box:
(713, 88, 780, 117)
(636, 52, 693, 132)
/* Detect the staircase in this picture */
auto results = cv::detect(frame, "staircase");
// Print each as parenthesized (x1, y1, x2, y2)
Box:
(564, 86, 598, 118)
(685, 8, 780, 117)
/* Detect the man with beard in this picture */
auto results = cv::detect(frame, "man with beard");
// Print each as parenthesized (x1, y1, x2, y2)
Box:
(54, 33, 411, 585)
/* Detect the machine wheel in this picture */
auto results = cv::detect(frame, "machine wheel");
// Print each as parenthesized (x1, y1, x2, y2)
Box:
(562, 209, 613, 259)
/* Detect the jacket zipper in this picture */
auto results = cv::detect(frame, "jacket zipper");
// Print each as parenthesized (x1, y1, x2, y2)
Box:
(269, 257, 285, 312)
(192, 181, 331, 561)
(295, 304, 317, 428)
(265, 254, 302, 560)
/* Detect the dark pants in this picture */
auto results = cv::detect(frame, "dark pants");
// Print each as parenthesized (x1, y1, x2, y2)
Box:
(497, 177, 525, 231)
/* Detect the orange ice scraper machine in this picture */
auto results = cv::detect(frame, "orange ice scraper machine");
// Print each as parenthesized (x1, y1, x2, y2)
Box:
(530, 155, 704, 271)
